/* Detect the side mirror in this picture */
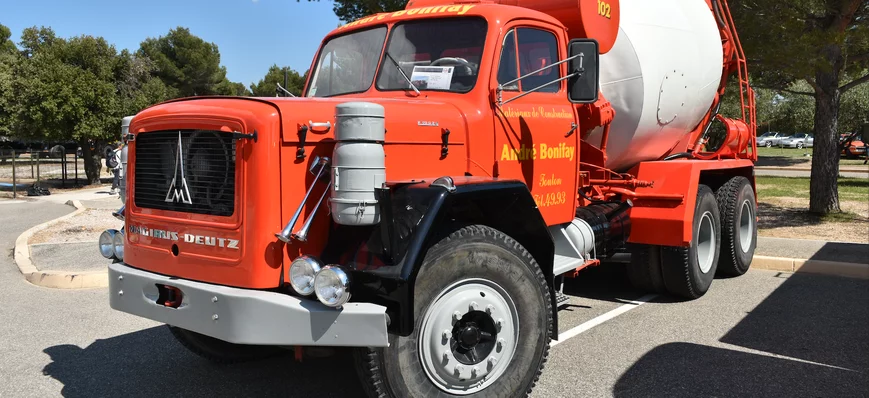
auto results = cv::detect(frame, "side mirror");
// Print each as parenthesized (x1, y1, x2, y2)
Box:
(567, 39, 600, 104)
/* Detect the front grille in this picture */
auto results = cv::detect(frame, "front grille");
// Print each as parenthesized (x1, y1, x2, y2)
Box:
(134, 130, 237, 216)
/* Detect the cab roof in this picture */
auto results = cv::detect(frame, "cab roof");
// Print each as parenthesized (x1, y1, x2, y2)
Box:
(325, 3, 564, 38)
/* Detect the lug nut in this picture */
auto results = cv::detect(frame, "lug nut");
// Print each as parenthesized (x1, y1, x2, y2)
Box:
(443, 353, 449, 362)
(488, 357, 498, 368)
(496, 318, 504, 331)
(497, 338, 505, 351)
(453, 311, 462, 322)
(472, 366, 479, 377)
(469, 301, 479, 311)
(455, 365, 464, 375)
(486, 304, 494, 315)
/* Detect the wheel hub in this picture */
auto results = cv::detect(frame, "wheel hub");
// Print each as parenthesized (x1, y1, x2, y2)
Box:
(418, 279, 519, 395)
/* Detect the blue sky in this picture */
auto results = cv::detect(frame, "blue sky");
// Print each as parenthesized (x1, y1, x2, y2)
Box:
(2, 0, 343, 87)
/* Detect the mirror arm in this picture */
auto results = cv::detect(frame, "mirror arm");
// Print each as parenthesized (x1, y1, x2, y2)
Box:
(498, 71, 580, 107)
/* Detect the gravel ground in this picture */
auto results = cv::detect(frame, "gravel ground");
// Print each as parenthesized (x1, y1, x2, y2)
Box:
(29, 208, 123, 245)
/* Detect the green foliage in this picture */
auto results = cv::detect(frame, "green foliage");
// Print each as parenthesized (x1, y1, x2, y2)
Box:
(11, 34, 122, 143)
(249, 65, 306, 97)
(138, 27, 231, 97)
(299, 0, 408, 23)
(0, 24, 17, 54)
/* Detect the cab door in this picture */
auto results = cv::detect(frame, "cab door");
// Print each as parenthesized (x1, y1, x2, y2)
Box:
(492, 24, 578, 226)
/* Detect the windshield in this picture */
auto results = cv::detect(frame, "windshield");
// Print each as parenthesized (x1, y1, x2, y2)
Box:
(307, 26, 387, 97)
(793, 133, 806, 139)
(376, 17, 488, 93)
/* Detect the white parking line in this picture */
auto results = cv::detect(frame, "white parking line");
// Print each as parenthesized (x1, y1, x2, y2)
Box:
(0, 200, 27, 205)
(551, 294, 659, 347)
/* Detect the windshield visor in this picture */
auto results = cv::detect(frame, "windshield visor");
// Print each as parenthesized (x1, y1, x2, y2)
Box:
(307, 26, 387, 97)
(376, 17, 487, 93)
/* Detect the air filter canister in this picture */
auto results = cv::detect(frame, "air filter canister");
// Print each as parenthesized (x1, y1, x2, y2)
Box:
(330, 102, 386, 226)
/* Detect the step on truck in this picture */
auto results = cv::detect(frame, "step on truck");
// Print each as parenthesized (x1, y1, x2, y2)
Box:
(99, 0, 758, 396)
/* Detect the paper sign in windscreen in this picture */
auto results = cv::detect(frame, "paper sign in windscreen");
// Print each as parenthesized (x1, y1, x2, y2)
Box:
(411, 66, 455, 90)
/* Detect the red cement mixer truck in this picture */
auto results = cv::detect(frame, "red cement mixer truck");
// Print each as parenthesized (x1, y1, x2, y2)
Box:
(98, 0, 758, 395)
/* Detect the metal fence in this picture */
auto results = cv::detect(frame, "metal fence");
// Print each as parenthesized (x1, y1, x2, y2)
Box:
(0, 148, 95, 198)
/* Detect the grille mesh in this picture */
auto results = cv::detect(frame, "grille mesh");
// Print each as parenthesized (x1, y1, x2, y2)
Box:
(134, 130, 237, 216)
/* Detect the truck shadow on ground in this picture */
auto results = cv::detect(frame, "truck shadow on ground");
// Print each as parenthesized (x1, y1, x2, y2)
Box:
(42, 326, 366, 398)
(613, 272, 869, 397)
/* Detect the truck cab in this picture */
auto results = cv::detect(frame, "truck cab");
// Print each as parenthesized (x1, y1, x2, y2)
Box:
(100, 1, 758, 397)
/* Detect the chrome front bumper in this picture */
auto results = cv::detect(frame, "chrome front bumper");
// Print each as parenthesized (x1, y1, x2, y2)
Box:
(108, 262, 389, 347)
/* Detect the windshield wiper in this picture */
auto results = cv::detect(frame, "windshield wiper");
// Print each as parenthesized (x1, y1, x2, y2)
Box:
(385, 52, 420, 96)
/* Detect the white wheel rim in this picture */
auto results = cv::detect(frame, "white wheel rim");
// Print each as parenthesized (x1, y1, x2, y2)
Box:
(418, 278, 519, 395)
(697, 211, 716, 274)
(738, 200, 753, 253)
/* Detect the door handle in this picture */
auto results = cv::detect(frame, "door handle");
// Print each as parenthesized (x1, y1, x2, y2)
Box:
(308, 121, 332, 133)
(565, 123, 578, 138)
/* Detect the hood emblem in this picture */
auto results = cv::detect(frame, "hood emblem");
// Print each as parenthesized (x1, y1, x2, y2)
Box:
(165, 131, 193, 204)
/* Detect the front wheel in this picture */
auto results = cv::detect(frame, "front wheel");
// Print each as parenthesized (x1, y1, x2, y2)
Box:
(355, 225, 553, 397)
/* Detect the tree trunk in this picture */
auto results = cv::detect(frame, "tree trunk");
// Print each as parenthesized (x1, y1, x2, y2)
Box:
(80, 139, 103, 185)
(809, 45, 843, 215)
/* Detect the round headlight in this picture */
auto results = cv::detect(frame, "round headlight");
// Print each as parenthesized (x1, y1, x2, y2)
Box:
(314, 265, 351, 308)
(99, 230, 117, 259)
(112, 230, 125, 261)
(289, 255, 322, 296)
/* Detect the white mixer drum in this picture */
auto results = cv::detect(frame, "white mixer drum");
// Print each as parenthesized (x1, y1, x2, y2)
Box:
(586, 0, 724, 171)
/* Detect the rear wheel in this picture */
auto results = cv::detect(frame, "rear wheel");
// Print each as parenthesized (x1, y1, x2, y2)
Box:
(715, 176, 757, 277)
(168, 326, 289, 364)
(354, 225, 552, 397)
(660, 184, 721, 299)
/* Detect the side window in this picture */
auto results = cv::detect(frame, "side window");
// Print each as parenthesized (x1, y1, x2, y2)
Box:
(517, 28, 560, 93)
(496, 27, 561, 93)
(497, 30, 519, 91)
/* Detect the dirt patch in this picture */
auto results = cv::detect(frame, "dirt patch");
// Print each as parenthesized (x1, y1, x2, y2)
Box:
(29, 208, 123, 245)
(758, 198, 869, 244)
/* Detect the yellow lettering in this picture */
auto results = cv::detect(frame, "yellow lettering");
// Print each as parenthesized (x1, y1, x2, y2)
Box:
(419, 6, 438, 14)
(438, 5, 451, 13)
(407, 8, 420, 15)
(447, 5, 462, 12)
(458, 5, 476, 15)
(377, 14, 387, 20)
(392, 10, 407, 17)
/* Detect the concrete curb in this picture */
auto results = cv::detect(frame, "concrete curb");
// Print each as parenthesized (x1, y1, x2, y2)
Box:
(12, 200, 109, 289)
(756, 166, 868, 173)
(753, 255, 869, 279)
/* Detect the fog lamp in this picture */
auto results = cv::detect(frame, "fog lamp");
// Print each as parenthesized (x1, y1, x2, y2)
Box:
(112, 230, 125, 261)
(99, 230, 117, 259)
(289, 255, 322, 296)
(314, 265, 351, 308)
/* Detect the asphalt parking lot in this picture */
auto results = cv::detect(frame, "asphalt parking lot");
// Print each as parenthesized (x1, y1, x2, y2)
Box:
(1, 200, 867, 397)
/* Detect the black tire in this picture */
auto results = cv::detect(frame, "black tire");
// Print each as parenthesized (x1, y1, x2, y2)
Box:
(354, 225, 553, 398)
(715, 176, 757, 277)
(660, 184, 721, 299)
(168, 326, 289, 364)
(765, 141, 772, 147)
(626, 244, 666, 294)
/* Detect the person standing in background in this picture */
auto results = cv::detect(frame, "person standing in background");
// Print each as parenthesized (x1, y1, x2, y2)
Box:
(106, 142, 123, 195)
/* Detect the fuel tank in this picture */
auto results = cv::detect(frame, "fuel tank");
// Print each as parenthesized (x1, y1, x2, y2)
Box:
(586, 0, 724, 171)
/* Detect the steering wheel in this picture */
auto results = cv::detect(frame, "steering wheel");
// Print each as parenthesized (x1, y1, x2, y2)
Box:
(430, 57, 474, 76)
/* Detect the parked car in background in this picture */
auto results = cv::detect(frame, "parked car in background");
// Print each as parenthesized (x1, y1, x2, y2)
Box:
(781, 133, 814, 148)
(840, 133, 866, 159)
(757, 131, 789, 147)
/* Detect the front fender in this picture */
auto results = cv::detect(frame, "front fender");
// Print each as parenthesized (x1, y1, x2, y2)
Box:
(320, 176, 556, 337)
